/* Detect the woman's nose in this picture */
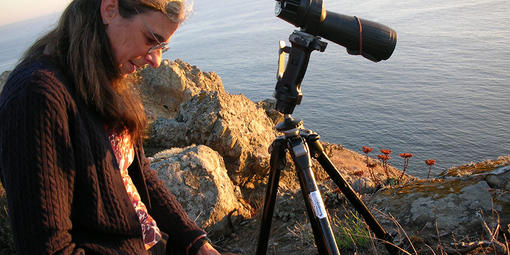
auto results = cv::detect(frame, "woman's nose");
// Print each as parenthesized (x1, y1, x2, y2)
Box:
(145, 50, 163, 68)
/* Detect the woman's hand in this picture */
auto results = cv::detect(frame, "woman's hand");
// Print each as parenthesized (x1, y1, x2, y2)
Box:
(196, 242, 221, 255)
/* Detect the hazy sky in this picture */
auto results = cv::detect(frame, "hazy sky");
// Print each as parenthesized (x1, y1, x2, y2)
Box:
(0, 0, 72, 26)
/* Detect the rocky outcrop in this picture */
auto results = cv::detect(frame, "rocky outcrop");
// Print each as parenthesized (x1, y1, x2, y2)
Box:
(149, 90, 278, 188)
(150, 145, 252, 236)
(137, 59, 224, 121)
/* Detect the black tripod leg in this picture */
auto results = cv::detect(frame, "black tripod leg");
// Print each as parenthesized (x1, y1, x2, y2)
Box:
(289, 136, 340, 255)
(256, 138, 287, 255)
(307, 137, 399, 254)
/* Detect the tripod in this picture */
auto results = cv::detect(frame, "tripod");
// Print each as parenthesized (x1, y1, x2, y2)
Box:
(255, 31, 398, 255)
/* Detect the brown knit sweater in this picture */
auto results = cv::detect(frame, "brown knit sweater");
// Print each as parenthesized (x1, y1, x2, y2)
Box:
(0, 56, 206, 254)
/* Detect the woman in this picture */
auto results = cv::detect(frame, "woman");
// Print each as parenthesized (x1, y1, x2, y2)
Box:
(0, 0, 220, 254)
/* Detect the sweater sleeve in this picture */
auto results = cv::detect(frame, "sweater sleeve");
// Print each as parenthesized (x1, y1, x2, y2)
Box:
(0, 75, 83, 254)
(137, 147, 207, 252)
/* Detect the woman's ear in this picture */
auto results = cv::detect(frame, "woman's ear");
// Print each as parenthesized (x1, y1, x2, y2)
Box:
(100, 0, 119, 24)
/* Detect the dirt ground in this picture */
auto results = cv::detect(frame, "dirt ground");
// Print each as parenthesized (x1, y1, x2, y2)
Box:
(208, 147, 509, 255)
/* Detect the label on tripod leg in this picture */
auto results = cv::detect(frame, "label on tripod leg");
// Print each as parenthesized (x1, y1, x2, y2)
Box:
(309, 191, 327, 219)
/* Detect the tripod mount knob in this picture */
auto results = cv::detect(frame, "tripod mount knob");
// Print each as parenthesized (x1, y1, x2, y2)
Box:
(276, 115, 303, 132)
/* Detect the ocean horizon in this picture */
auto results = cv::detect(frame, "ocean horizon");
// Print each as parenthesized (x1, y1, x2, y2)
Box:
(1, 0, 509, 178)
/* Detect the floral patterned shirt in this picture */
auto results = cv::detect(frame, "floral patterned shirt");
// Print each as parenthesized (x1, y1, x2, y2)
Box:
(107, 127, 162, 250)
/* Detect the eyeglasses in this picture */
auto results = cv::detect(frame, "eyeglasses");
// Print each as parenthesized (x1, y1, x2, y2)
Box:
(134, 8, 170, 55)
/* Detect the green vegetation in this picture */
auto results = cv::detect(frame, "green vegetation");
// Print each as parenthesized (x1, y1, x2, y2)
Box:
(332, 210, 371, 251)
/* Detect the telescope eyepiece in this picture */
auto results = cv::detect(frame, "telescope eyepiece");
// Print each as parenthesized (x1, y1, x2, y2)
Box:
(275, 0, 326, 33)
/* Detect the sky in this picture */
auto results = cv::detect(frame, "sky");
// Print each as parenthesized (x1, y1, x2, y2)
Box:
(0, 0, 72, 26)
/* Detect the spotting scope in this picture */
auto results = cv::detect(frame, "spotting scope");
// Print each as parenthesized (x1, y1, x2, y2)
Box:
(274, 0, 397, 62)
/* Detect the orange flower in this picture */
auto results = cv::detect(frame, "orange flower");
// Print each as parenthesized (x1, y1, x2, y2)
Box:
(362, 146, 373, 154)
(380, 149, 392, 155)
(398, 153, 413, 182)
(425, 159, 436, 166)
(400, 153, 413, 158)
(377, 154, 390, 161)
(425, 159, 436, 179)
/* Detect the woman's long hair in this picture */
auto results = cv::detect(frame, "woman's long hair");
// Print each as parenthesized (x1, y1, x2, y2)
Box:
(21, 0, 187, 142)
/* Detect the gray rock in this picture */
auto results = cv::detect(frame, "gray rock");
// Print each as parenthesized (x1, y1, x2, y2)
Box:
(369, 175, 510, 244)
(351, 177, 379, 194)
(486, 174, 505, 189)
(148, 118, 187, 147)
(150, 91, 278, 187)
(150, 145, 252, 236)
(485, 166, 510, 189)
(138, 59, 225, 120)
(255, 98, 284, 125)
(408, 181, 492, 232)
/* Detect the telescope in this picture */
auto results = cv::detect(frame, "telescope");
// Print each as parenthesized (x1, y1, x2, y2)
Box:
(274, 0, 397, 62)
(272, 0, 397, 114)
(256, 1, 400, 254)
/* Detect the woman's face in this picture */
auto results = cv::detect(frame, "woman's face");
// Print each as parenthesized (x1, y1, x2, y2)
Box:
(101, 0, 179, 76)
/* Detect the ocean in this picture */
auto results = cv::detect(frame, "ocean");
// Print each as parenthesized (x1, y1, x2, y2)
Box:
(1, 0, 509, 178)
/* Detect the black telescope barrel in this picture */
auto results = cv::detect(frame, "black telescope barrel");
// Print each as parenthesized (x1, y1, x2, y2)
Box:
(318, 11, 397, 62)
(275, 0, 397, 62)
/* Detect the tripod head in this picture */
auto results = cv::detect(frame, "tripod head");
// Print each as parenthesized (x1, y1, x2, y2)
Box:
(274, 31, 327, 116)
(273, 0, 397, 115)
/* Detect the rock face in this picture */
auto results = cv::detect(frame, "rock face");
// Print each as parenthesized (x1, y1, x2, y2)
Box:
(369, 165, 510, 245)
(485, 164, 510, 189)
(255, 99, 284, 125)
(137, 59, 225, 121)
(150, 90, 278, 188)
(150, 145, 252, 235)
(139, 60, 279, 190)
